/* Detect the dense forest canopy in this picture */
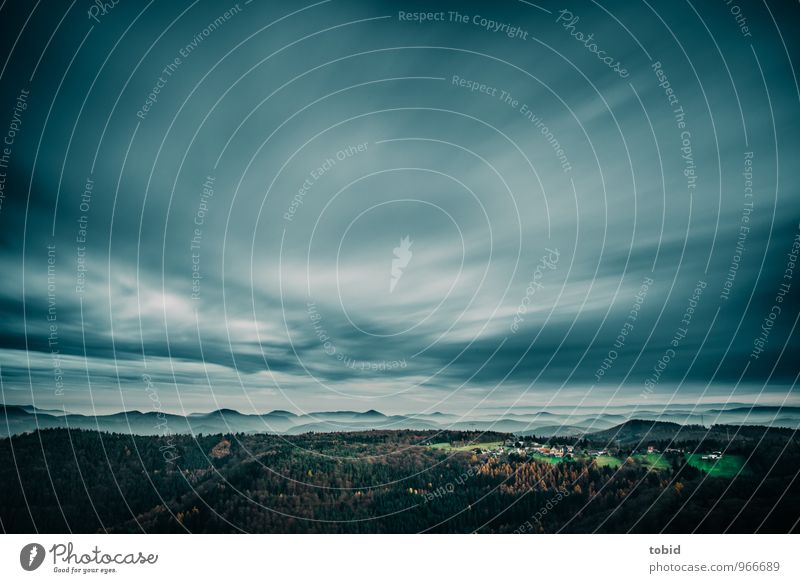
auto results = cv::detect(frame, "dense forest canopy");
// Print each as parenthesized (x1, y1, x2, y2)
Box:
(1, 425, 797, 533)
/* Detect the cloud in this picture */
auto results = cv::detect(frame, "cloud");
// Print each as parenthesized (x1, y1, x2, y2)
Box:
(0, 0, 797, 415)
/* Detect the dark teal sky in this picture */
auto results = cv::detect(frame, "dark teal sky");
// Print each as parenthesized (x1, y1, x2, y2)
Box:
(0, 0, 797, 414)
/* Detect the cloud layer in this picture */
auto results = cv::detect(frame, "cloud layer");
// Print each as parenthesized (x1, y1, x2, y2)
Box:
(0, 0, 798, 415)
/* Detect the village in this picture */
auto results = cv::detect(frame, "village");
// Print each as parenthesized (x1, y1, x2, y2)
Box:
(464, 436, 671, 460)
(432, 435, 730, 474)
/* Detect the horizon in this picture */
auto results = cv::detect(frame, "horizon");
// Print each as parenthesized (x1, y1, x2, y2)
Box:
(4, 397, 798, 441)
(4, 398, 798, 420)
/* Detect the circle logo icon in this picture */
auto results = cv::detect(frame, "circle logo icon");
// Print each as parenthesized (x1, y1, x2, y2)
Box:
(19, 543, 46, 571)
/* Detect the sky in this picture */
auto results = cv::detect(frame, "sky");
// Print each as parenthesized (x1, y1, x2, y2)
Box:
(0, 0, 798, 415)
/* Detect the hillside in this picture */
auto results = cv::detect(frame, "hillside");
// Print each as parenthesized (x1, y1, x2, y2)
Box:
(2, 403, 797, 438)
(0, 426, 797, 533)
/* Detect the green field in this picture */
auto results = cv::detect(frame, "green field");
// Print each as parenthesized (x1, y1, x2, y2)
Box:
(426, 446, 747, 478)
(632, 453, 672, 470)
(684, 454, 747, 478)
(530, 451, 562, 465)
(428, 441, 503, 452)
(593, 455, 624, 468)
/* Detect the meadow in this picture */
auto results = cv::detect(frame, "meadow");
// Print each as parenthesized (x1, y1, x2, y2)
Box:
(684, 454, 748, 478)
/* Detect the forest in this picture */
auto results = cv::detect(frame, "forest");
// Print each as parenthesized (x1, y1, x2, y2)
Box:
(0, 425, 797, 533)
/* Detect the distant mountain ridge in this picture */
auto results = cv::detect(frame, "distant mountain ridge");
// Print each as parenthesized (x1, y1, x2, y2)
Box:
(1, 403, 798, 438)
